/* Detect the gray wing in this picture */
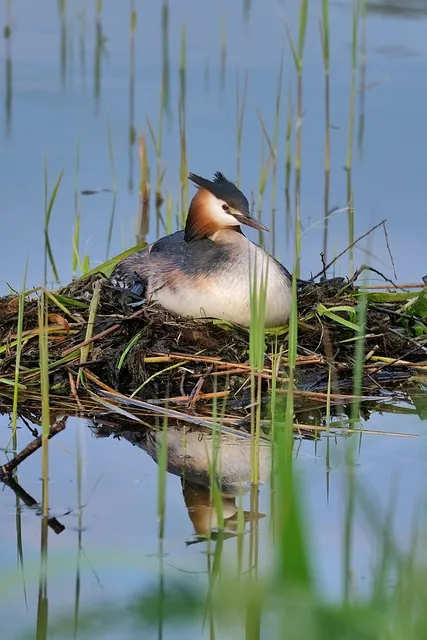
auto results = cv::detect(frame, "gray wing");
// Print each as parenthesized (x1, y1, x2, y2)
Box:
(111, 231, 229, 296)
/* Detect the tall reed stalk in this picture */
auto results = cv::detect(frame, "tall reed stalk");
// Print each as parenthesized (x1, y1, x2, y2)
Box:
(36, 293, 51, 639)
(256, 133, 271, 248)
(274, 0, 310, 595)
(268, 53, 284, 256)
(94, 0, 105, 109)
(345, 0, 359, 172)
(161, 0, 170, 115)
(11, 262, 28, 449)
(147, 103, 165, 219)
(72, 140, 82, 277)
(247, 259, 267, 639)
(179, 25, 188, 223)
(320, 0, 331, 262)
(287, 0, 308, 277)
(345, 1, 359, 277)
(285, 90, 293, 242)
(249, 258, 268, 487)
(43, 159, 63, 286)
(5, 0, 12, 134)
(106, 123, 118, 258)
(258, 55, 284, 255)
(236, 73, 248, 186)
(73, 421, 84, 640)
(358, 0, 367, 152)
(343, 286, 367, 601)
(128, 0, 137, 192)
(78, 7, 86, 93)
(156, 411, 168, 639)
(58, 0, 67, 89)
(136, 134, 150, 244)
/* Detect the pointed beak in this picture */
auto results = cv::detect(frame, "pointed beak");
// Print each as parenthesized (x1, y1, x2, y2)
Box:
(234, 213, 269, 232)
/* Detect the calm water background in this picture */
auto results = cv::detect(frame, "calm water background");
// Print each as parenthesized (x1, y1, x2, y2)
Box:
(1, 1, 427, 637)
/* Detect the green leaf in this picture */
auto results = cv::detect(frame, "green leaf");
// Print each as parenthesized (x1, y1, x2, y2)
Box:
(408, 287, 427, 319)
(414, 320, 427, 336)
(265, 325, 289, 337)
(323, 305, 357, 315)
(317, 303, 360, 332)
(211, 319, 236, 330)
(52, 295, 90, 309)
(0, 378, 27, 390)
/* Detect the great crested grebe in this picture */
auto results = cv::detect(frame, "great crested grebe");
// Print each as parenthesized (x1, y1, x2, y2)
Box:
(111, 172, 292, 327)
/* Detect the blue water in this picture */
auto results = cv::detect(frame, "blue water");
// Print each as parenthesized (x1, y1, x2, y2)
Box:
(1, 1, 427, 637)
(2, 0, 427, 291)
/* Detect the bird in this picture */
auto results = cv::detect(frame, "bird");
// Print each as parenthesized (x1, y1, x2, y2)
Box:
(111, 172, 292, 327)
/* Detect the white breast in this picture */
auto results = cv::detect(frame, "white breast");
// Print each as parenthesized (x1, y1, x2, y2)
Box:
(150, 236, 292, 327)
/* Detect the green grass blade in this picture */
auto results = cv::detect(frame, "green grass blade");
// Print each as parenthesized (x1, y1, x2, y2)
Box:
(117, 331, 143, 370)
(38, 292, 50, 517)
(317, 303, 360, 332)
(11, 259, 28, 445)
(45, 169, 64, 227)
(43, 160, 64, 283)
(298, 0, 309, 61)
(83, 242, 147, 278)
(78, 280, 101, 382)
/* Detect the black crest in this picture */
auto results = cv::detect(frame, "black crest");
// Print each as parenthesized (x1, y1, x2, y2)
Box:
(189, 171, 250, 215)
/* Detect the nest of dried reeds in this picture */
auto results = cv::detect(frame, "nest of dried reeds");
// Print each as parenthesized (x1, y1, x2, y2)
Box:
(0, 272, 426, 412)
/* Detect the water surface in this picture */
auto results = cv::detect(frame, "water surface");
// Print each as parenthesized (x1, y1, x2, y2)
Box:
(1, 1, 427, 637)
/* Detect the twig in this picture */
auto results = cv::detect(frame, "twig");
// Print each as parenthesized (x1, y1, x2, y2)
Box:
(347, 264, 399, 290)
(361, 283, 424, 290)
(188, 365, 213, 406)
(0, 417, 68, 479)
(1, 476, 65, 534)
(369, 305, 417, 322)
(147, 351, 225, 364)
(356, 356, 427, 372)
(381, 220, 397, 280)
(312, 219, 385, 280)
(293, 422, 417, 438)
(145, 391, 230, 405)
(292, 389, 379, 401)
(373, 327, 427, 362)
(68, 370, 84, 411)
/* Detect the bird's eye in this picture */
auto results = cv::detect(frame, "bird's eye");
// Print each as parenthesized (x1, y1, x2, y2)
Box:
(222, 203, 229, 211)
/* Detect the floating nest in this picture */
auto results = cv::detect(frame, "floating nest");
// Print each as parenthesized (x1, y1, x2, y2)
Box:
(0, 272, 426, 423)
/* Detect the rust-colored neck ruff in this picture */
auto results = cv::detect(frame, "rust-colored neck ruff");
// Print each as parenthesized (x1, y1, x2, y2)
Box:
(184, 188, 241, 242)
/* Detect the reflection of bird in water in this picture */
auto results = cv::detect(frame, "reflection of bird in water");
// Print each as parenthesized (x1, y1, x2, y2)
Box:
(91, 420, 271, 542)
(181, 479, 265, 544)
(142, 425, 271, 491)
(111, 172, 292, 327)
(141, 425, 271, 542)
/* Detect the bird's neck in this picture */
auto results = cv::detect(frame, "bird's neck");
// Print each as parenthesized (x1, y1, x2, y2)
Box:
(208, 228, 245, 243)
